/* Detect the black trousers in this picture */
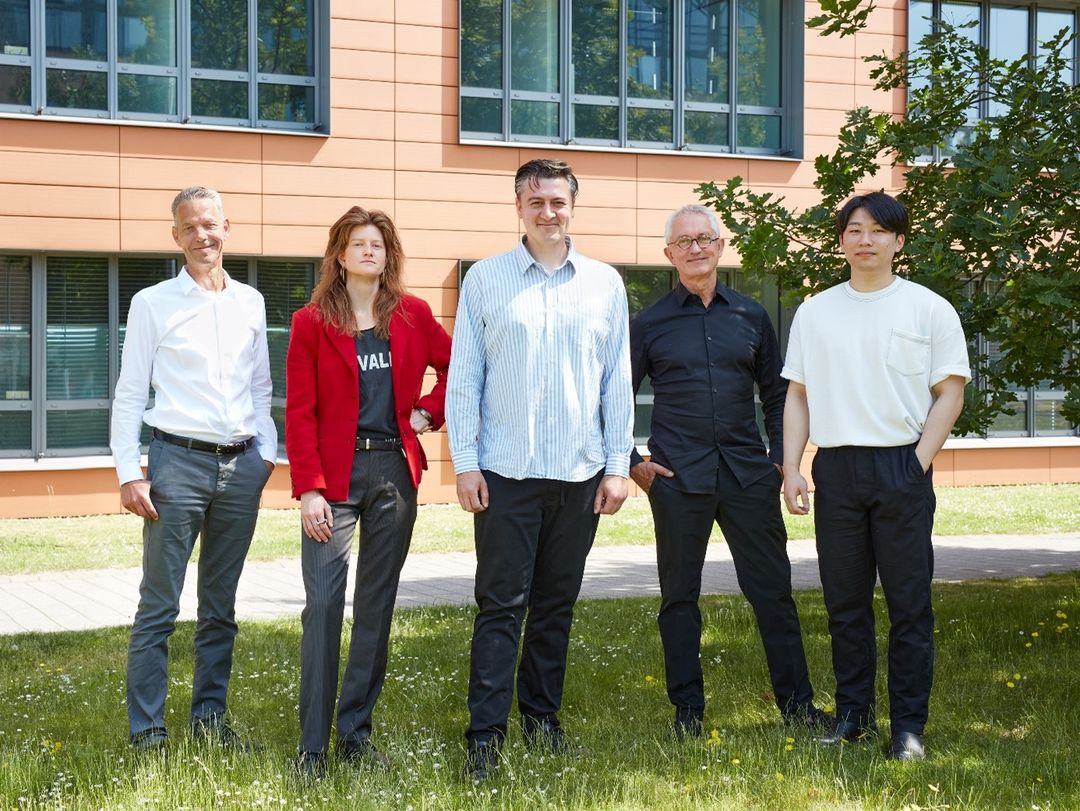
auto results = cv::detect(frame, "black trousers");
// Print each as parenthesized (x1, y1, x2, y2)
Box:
(812, 444, 936, 735)
(465, 469, 604, 746)
(648, 462, 814, 717)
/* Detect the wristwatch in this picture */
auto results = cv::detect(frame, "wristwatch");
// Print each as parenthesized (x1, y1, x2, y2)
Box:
(416, 407, 433, 424)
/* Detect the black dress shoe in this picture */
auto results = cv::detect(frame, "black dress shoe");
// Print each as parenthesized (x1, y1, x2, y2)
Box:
(522, 714, 581, 756)
(674, 706, 704, 740)
(783, 706, 834, 733)
(294, 751, 328, 780)
(464, 740, 501, 783)
(130, 727, 168, 752)
(890, 731, 926, 761)
(339, 738, 391, 770)
(191, 716, 262, 752)
(814, 719, 878, 745)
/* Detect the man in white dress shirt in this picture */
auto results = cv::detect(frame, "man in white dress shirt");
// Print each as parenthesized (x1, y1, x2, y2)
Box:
(111, 186, 277, 751)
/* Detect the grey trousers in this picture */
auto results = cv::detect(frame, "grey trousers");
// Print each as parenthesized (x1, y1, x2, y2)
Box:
(298, 450, 417, 754)
(127, 438, 269, 737)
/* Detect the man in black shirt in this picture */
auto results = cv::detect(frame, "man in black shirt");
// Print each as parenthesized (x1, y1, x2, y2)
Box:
(629, 204, 826, 738)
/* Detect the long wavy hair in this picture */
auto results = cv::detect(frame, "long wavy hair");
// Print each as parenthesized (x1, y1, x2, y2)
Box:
(310, 206, 408, 339)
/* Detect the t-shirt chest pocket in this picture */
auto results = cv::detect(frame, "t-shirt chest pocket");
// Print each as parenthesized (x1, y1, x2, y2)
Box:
(886, 328, 931, 376)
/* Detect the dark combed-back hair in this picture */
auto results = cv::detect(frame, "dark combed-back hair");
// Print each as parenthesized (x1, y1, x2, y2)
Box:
(310, 206, 408, 339)
(836, 191, 909, 241)
(514, 158, 579, 201)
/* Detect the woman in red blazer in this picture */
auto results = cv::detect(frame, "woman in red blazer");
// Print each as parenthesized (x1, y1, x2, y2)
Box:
(285, 206, 450, 776)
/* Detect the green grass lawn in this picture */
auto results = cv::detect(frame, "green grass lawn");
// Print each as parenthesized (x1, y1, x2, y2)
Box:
(1, 575, 1077, 809)
(2, 484, 1079, 576)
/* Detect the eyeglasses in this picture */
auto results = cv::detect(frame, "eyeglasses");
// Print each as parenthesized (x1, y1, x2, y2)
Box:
(667, 233, 721, 251)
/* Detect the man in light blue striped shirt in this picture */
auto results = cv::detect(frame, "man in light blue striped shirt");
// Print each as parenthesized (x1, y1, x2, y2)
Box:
(447, 158, 634, 780)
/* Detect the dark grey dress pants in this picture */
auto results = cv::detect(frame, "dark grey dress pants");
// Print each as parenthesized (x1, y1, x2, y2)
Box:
(647, 462, 815, 718)
(127, 439, 270, 737)
(298, 450, 417, 754)
(812, 443, 936, 734)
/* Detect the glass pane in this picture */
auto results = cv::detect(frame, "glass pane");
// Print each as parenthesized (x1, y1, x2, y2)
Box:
(988, 395, 1027, 435)
(572, 0, 618, 96)
(0, 0, 31, 52)
(988, 5, 1027, 118)
(272, 401, 286, 458)
(118, 257, 173, 356)
(1037, 9, 1075, 82)
(258, 83, 315, 123)
(686, 0, 729, 104)
(0, 256, 31, 400)
(0, 411, 31, 451)
(940, 1, 980, 161)
(46, 408, 109, 449)
(511, 0, 558, 93)
(118, 73, 177, 115)
(45, 0, 106, 60)
(118, 0, 176, 65)
(258, 0, 313, 75)
(685, 110, 729, 147)
(623, 268, 675, 316)
(628, 106, 673, 143)
(736, 112, 780, 149)
(191, 0, 247, 71)
(627, 0, 673, 100)
(461, 0, 502, 87)
(0, 64, 31, 105)
(256, 260, 315, 401)
(511, 98, 558, 137)
(737, 0, 781, 108)
(191, 77, 248, 119)
(46, 256, 108, 401)
(573, 103, 618, 141)
(224, 257, 249, 285)
(907, 0, 933, 123)
(46, 68, 106, 109)
(1035, 395, 1074, 435)
(461, 96, 502, 133)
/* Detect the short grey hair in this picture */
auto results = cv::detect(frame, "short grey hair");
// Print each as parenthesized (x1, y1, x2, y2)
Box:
(171, 186, 225, 219)
(664, 204, 720, 243)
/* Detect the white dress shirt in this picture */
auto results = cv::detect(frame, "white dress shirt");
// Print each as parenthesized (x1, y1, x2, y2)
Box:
(446, 239, 634, 482)
(110, 267, 278, 485)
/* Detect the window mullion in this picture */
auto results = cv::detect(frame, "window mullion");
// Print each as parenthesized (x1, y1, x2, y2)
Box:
(107, 0, 118, 119)
(248, 0, 258, 126)
(618, 0, 628, 147)
(728, 0, 738, 149)
(31, 0, 44, 113)
(31, 253, 46, 458)
(674, 0, 685, 148)
(180, 0, 191, 122)
(502, 0, 511, 138)
(108, 255, 119, 404)
(560, 0, 571, 143)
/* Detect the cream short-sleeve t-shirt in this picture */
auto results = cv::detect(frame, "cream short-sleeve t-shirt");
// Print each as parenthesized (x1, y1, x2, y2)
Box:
(782, 277, 971, 448)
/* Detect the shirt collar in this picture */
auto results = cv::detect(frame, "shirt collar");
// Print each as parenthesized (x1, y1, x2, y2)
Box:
(178, 265, 234, 296)
(516, 236, 579, 275)
(674, 279, 731, 307)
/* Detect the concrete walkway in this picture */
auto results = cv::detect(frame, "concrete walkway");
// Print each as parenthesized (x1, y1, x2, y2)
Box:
(2, 534, 1079, 635)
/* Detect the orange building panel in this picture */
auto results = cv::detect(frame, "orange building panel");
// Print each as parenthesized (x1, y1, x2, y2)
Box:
(331, 78, 396, 111)
(0, 150, 119, 188)
(396, 83, 458, 115)
(0, 184, 118, 220)
(7, 216, 121, 252)
(331, 19, 395, 52)
(394, 0, 457, 29)
(0, 118, 119, 154)
(330, 108, 396, 141)
(396, 24, 458, 58)
(333, 48, 396, 82)
(119, 157, 263, 194)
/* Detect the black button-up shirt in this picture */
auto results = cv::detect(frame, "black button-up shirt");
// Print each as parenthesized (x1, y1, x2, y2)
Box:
(629, 281, 786, 493)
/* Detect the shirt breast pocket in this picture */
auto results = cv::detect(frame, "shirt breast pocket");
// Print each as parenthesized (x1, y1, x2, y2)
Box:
(886, 328, 931, 376)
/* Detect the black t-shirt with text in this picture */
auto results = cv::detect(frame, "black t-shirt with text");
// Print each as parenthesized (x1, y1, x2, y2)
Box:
(355, 329, 398, 440)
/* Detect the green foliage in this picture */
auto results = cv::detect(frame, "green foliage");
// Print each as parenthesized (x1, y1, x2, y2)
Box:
(698, 17, 1080, 435)
(1, 577, 1078, 808)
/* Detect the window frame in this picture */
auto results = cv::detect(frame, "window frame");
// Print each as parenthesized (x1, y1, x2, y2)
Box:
(0, 0, 329, 133)
(458, 0, 804, 157)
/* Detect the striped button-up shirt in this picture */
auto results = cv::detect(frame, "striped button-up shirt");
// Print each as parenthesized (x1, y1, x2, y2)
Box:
(446, 239, 634, 482)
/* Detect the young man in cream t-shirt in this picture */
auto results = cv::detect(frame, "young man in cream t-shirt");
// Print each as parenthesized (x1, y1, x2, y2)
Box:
(781, 192, 970, 761)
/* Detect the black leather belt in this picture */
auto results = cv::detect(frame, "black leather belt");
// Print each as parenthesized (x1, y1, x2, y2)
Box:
(153, 428, 255, 455)
(355, 436, 402, 451)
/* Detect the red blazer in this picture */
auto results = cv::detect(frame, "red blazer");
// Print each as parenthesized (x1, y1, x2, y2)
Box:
(285, 296, 451, 500)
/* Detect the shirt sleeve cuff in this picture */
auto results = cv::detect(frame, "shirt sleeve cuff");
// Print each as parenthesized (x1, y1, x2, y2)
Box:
(452, 450, 480, 474)
(116, 461, 146, 486)
(605, 457, 630, 478)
